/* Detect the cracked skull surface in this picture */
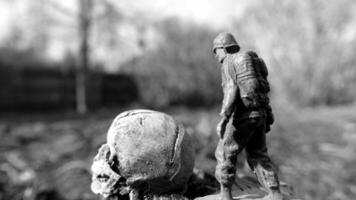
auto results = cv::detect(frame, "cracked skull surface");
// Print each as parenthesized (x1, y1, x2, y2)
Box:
(91, 109, 195, 199)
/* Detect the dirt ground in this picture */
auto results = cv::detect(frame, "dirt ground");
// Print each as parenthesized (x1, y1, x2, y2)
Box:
(1, 105, 356, 200)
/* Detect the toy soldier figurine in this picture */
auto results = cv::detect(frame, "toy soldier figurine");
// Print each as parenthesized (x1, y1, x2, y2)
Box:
(213, 32, 283, 200)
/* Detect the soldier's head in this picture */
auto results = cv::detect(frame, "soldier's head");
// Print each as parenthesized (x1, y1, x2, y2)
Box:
(213, 32, 240, 63)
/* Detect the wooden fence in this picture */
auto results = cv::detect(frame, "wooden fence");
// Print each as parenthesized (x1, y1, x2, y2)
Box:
(0, 68, 138, 111)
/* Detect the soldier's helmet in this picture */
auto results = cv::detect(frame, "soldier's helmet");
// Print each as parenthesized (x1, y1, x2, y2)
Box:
(213, 32, 240, 53)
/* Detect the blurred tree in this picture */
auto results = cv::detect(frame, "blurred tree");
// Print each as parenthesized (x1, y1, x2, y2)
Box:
(0, 0, 55, 64)
(42, 0, 123, 113)
(76, 0, 93, 114)
(234, 0, 356, 106)
(122, 18, 221, 108)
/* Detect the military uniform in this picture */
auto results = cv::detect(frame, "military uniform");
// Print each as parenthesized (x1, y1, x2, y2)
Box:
(213, 33, 280, 197)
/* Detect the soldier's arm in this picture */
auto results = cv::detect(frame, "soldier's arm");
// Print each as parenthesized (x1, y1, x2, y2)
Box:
(220, 69, 238, 119)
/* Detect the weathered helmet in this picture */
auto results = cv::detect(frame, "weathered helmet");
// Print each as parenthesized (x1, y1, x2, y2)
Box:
(212, 32, 240, 53)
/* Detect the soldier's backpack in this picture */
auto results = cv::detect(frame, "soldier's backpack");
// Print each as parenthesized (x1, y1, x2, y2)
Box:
(236, 51, 271, 111)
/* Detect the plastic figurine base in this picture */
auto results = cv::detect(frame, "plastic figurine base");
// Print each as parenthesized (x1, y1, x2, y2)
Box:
(195, 177, 297, 200)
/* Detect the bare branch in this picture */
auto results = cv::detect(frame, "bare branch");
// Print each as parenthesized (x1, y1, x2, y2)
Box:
(44, 0, 76, 17)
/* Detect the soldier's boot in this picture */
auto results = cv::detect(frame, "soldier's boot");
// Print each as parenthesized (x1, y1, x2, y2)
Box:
(254, 164, 283, 200)
(219, 185, 233, 200)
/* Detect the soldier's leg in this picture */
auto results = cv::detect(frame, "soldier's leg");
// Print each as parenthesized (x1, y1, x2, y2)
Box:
(215, 119, 244, 200)
(245, 118, 281, 194)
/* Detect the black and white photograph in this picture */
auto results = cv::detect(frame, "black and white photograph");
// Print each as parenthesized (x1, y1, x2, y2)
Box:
(0, 0, 355, 200)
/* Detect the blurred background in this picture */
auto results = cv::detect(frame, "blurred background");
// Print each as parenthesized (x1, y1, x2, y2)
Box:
(0, 0, 356, 199)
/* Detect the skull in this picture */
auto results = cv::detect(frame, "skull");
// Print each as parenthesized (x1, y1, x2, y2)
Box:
(90, 144, 128, 198)
(90, 110, 195, 199)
